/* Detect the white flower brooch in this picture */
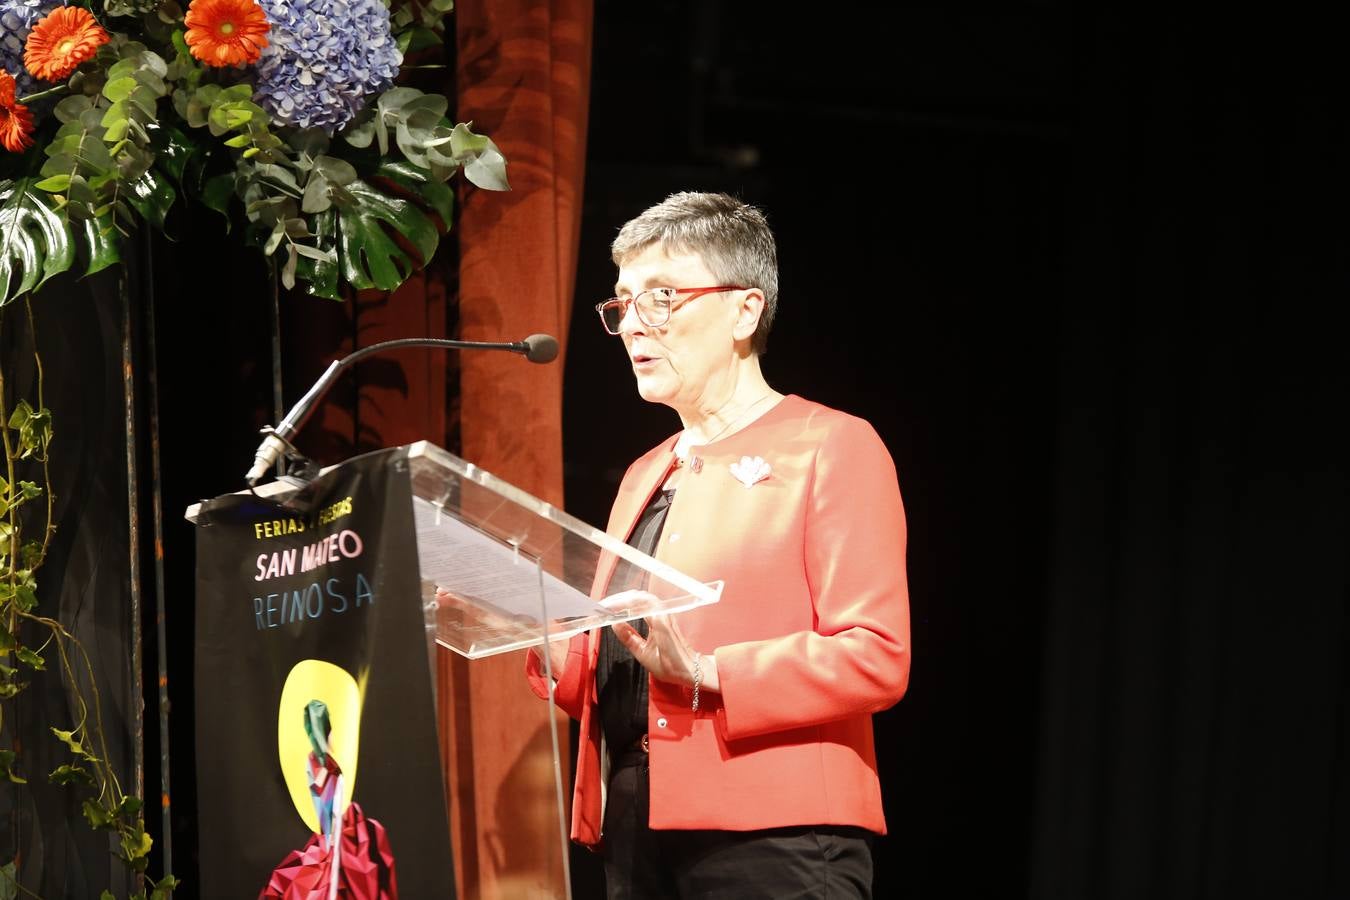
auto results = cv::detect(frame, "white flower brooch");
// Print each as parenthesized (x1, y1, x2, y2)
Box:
(729, 455, 771, 488)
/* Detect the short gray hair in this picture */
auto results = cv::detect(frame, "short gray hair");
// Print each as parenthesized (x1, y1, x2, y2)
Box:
(611, 192, 779, 355)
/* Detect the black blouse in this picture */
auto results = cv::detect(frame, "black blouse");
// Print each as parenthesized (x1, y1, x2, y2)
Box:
(595, 486, 675, 754)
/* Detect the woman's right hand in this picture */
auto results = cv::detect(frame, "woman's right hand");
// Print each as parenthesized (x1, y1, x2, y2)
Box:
(435, 584, 571, 678)
(530, 636, 570, 678)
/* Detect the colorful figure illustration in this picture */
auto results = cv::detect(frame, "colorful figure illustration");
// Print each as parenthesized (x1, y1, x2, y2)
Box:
(260, 699, 398, 899)
(305, 701, 343, 853)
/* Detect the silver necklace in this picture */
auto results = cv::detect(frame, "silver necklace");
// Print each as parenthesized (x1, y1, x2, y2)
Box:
(673, 393, 776, 466)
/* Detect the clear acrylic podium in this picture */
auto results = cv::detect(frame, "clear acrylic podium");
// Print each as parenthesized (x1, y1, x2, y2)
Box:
(404, 440, 724, 658)
(405, 440, 724, 897)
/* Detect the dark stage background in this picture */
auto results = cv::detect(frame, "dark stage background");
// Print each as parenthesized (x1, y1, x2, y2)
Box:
(133, 2, 1348, 898)
(560, 3, 1349, 899)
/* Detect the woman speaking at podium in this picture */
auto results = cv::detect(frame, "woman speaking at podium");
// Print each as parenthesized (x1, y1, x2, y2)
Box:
(525, 192, 911, 899)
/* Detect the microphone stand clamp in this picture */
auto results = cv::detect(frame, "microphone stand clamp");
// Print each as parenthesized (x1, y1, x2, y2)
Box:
(252, 426, 321, 490)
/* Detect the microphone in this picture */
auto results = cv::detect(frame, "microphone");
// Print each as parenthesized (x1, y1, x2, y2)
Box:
(245, 334, 559, 486)
(517, 333, 560, 363)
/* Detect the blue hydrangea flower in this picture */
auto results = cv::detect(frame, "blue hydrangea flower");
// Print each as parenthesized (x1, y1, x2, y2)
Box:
(0, 0, 63, 98)
(253, 0, 402, 133)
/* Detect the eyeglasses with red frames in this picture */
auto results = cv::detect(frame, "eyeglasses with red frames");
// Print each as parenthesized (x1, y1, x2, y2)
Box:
(594, 286, 745, 335)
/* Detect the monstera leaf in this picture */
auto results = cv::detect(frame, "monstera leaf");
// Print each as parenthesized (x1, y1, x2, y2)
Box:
(0, 177, 121, 307)
(124, 167, 179, 234)
(294, 160, 455, 299)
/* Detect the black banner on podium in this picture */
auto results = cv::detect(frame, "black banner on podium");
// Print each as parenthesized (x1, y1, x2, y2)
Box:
(193, 448, 453, 898)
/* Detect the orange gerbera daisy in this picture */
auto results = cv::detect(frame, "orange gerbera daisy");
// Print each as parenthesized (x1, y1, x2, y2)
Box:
(23, 6, 111, 83)
(0, 71, 35, 154)
(184, 0, 270, 68)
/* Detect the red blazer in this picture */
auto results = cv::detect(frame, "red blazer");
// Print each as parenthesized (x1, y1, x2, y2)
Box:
(527, 394, 911, 849)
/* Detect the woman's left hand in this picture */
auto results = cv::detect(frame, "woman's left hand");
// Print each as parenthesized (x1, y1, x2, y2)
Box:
(611, 614, 717, 692)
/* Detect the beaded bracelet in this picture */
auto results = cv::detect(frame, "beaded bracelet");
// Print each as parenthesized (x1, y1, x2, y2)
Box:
(691, 652, 703, 713)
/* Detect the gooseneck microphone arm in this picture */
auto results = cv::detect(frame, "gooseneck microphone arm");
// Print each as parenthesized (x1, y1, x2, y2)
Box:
(244, 334, 559, 486)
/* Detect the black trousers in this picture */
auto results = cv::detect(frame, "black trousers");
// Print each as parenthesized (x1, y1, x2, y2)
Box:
(601, 749, 874, 899)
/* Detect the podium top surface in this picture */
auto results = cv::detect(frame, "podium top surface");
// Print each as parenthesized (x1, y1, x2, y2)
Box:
(187, 442, 722, 658)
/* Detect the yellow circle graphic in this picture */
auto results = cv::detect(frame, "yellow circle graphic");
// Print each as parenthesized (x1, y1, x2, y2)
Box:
(277, 659, 362, 833)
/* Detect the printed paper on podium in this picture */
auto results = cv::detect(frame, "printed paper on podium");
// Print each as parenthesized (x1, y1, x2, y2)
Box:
(406, 441, 722, 659)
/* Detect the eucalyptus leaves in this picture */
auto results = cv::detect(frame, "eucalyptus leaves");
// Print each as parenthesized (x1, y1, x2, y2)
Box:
(234, 86, 509, 295)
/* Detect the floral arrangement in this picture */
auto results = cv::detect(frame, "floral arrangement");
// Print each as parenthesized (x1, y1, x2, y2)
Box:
(0, 0, 507, 307)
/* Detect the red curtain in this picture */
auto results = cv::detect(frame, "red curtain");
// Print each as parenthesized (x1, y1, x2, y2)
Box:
(445, 2, 592, 897)
(287, 4, 591, 894)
